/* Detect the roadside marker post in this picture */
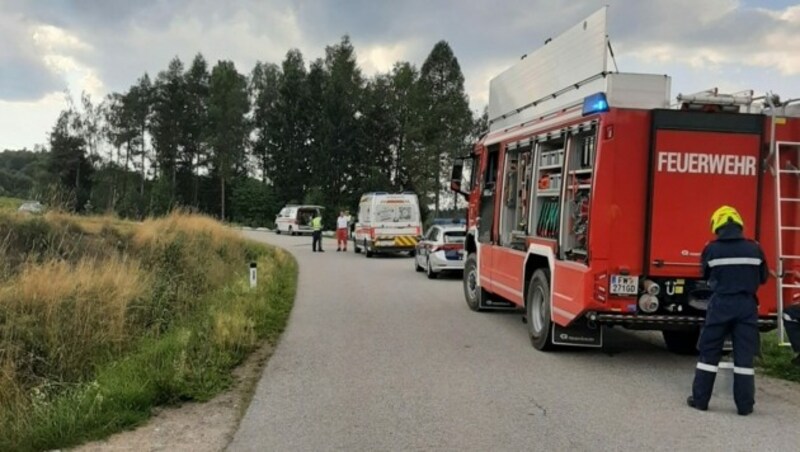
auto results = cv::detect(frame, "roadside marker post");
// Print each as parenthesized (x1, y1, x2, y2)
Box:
(249, 262, 257, 288)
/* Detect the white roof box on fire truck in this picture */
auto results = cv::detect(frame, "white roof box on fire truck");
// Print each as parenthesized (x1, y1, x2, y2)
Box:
(488, 7, 671, 132)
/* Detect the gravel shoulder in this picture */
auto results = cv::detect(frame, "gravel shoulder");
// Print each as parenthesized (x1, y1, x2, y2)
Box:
(72, 341, 273, 452)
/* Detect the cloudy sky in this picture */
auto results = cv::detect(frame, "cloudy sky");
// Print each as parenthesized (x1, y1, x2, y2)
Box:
(1, 0, 799, 150)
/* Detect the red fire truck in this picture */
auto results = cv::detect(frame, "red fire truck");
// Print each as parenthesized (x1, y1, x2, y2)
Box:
(450, 9, 800, 353)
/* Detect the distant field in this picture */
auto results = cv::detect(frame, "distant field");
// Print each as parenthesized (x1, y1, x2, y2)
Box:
(0, 196, 23, 212)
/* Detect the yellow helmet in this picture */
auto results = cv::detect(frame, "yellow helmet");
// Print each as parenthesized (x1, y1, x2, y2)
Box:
(710, 205, 744, 234)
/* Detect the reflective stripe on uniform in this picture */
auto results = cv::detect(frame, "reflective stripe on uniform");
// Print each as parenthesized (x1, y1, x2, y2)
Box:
(784, 313, 799, 323)
(733, 366, 755, 376)
(707, 257, 762, 267)
(696, 362, 718, 373)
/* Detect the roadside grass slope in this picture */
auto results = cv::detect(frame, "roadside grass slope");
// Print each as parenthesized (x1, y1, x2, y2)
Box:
(0, 211, 297, 451)
(758, 332, 800, 383)
(0, 196, 23, 212)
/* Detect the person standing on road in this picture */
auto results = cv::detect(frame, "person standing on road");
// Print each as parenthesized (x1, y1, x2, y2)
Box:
(311, 212, 324, 253)
(336, 211, 348, 252)
(347, 210, 355, 239)
(688, 206, 768, 416)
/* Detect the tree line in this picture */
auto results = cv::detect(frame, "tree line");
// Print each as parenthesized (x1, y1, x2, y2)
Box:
(1, 36, 487, 226)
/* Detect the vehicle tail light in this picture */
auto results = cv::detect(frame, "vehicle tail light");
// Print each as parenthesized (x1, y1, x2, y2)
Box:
(415, 226, 421, 236)
(434, 244, 460, 252)
(369, 228, 376, 239)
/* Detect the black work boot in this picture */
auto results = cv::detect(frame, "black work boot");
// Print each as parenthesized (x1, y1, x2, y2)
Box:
(737, 406, 753, 416)
(686, 396, 707, 411)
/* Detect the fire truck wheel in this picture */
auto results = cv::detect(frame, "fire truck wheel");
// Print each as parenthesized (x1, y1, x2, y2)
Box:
(289, 226, 295, 236)
(463, 254, 486, 311)
(662, 330, 701, 355)
(354, 238, 361, 254)
(527, 269, 556, 351)
(364, 240, 374, 258)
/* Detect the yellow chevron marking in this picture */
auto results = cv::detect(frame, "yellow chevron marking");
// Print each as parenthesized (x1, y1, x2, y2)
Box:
(394, 236, 417, 247)
(374, 236, 418, 247)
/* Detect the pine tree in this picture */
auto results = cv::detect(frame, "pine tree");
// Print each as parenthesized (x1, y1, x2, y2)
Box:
(318, 36, 365, 211)
(388, 62, 418, 191)
(182, 53, 210, 207)
(128, 73, 153, 199)
(250, 61, 282, 184)
(270, 49, 311, 205)
(412, 41, 472, 216)
(208, 60, 250, 220)
(151, 57, 186, 208)
(360, 74, 395, 192)
(47, 110, 93, 211)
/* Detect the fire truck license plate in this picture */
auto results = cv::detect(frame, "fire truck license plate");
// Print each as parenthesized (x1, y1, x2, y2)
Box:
(610, 275, 638, 296)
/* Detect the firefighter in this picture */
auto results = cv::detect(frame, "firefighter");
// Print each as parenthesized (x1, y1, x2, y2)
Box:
(687, 206, 768, 415)
(784, 303, 800, 366)
(311, 212, 324, 253)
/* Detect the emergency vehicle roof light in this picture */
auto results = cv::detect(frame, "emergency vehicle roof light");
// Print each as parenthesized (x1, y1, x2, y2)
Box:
(582, 92, 609, 116)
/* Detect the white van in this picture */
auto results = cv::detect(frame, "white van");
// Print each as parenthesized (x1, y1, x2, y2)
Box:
(275, 205, 324, 235)
(353, 192, 422, 257)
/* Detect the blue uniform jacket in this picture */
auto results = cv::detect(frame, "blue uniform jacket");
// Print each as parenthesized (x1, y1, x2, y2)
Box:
(701, 224, 768, 297)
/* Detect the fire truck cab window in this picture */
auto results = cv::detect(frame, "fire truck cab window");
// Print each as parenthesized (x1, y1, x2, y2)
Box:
(484, 149, 499, 190)
(478, 146, 500, 243)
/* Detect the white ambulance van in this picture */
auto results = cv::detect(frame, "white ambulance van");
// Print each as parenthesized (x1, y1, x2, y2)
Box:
(275, 205, 324, 236)
(353, 192, 422, 257)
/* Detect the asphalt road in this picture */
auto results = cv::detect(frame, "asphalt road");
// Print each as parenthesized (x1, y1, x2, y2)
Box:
(229, 231, 800, 452)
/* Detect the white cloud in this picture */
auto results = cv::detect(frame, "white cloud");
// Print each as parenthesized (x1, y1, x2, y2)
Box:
(617, 3, 800, 76)
(31, 24, 105, 99)
(357, 41, 415, 75)
(32, 24, 92, 53)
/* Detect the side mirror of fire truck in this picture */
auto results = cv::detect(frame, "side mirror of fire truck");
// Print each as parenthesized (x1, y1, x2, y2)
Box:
(450, 159, 469, 199)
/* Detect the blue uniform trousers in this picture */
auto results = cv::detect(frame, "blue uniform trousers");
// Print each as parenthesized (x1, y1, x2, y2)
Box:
(692, 294, 758, 411)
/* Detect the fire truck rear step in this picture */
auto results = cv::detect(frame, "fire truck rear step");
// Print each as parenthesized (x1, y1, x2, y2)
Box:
(596, 314, 777, 328)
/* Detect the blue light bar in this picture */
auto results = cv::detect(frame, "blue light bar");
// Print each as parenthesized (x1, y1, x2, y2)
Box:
(582, 92, 609, 116)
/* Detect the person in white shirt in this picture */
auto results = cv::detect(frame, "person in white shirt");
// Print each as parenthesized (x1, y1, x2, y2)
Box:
(336, 211, 349, 252)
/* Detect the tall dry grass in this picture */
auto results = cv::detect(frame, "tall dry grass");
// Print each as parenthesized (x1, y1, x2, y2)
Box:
(0, 210, 262, 401)
(0, 258, 149, 385)
(0, 209, 299, 451)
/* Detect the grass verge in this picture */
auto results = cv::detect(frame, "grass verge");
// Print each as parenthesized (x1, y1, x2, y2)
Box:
(0, 212, 297, 451)
(0, 196, 23, 212)
(758, 331, 800, 383)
